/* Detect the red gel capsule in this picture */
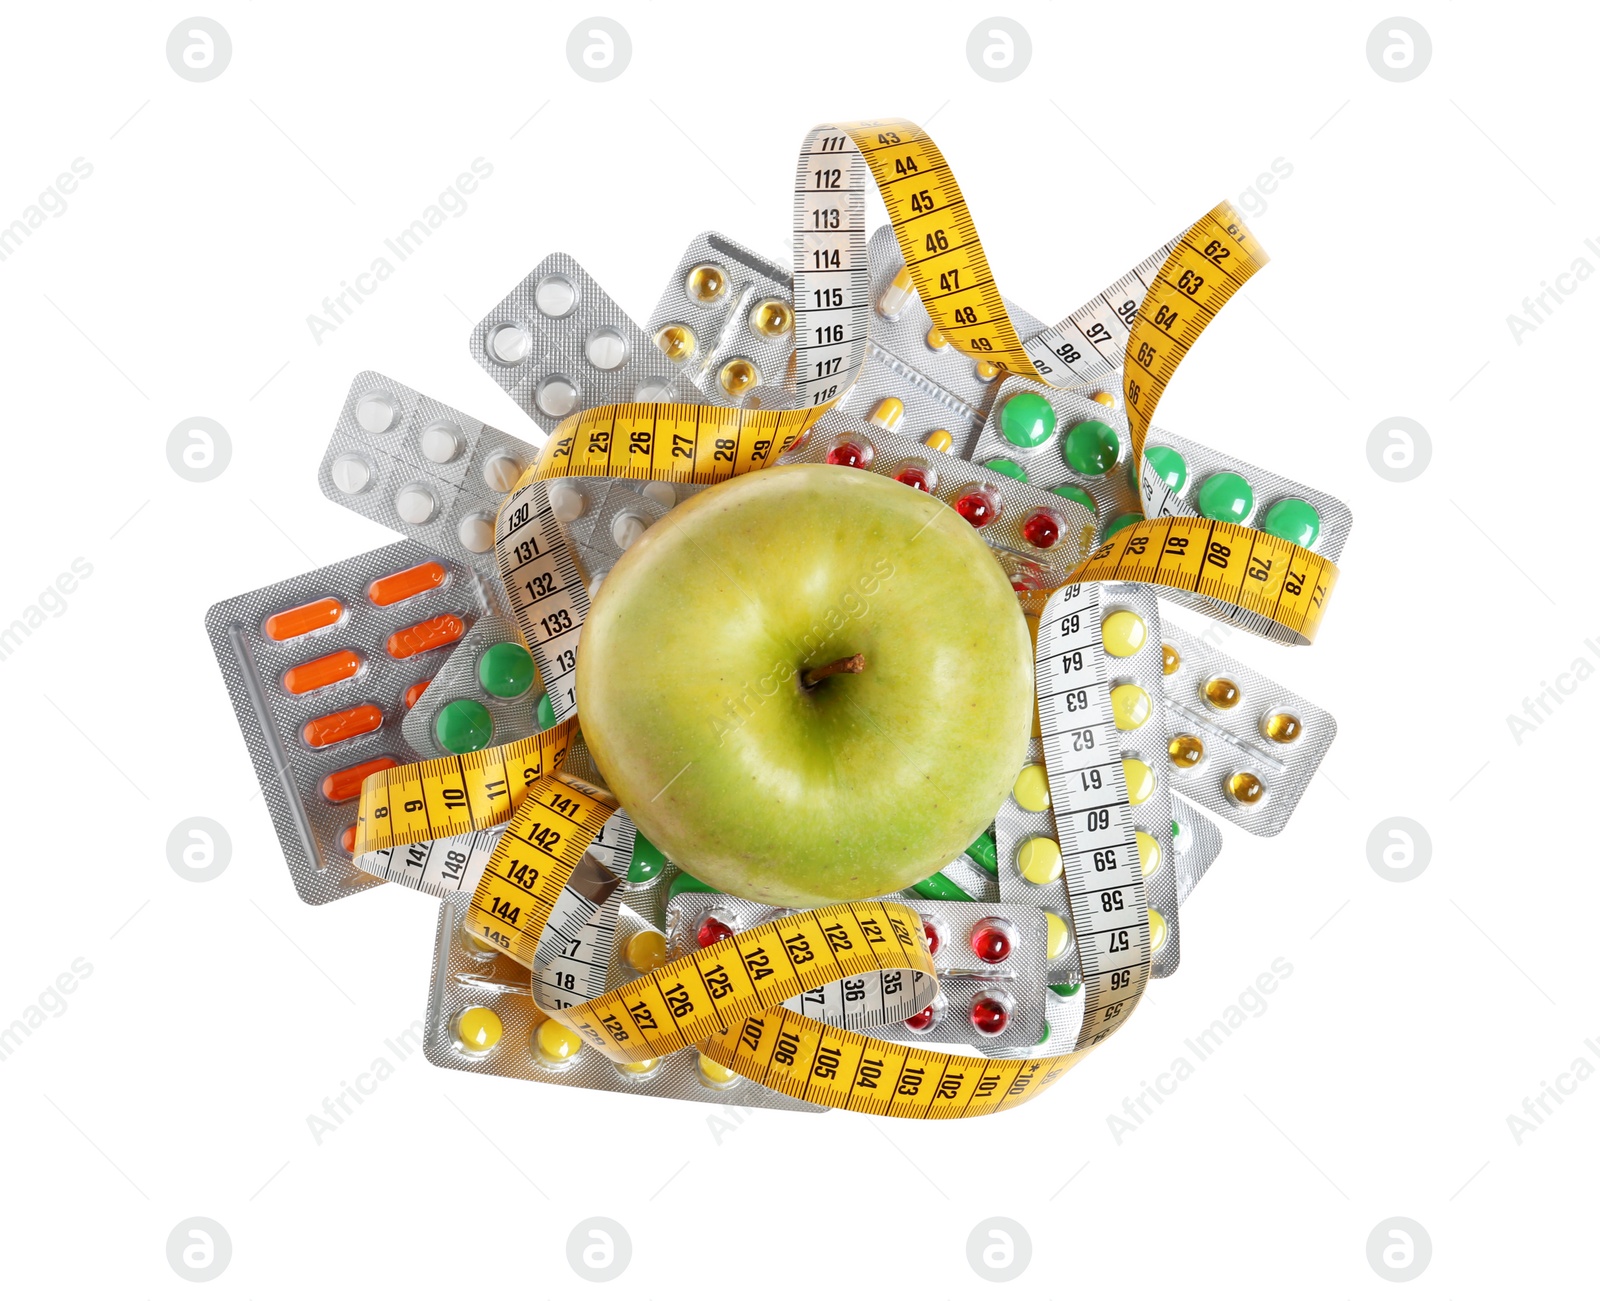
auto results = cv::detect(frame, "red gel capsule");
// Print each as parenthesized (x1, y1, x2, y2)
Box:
(905, 1004, 937, 1032)
(302, 703, 383, 748)
(922, 921, 941, 956)
(387, 613, 465, 659)
(403, 680, 431, 710)
(825, 440, 870, 468)
(697, 916, 734, 949)
(1022, 510, 1062, 549)
(970, 921, 1014, 964)
(321, 756, 397, 803)
(954, 489, 1000, 528)
(895, 466, 933, 492)
(971, 996, 1009, 1035)
(368, 560, 448, 607)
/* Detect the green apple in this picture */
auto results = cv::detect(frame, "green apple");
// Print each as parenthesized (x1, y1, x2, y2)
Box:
(576, 463, 1033, 907)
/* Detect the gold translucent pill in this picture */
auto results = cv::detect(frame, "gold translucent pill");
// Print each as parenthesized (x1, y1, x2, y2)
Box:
(1101, 610, 1147, 658)
(1111, 683, 1152, 731)
(1263, 712, 1303, 743)
(1162, 645, 1181, 675)
(1168, 734, 1204, 769)
(455, 1007, 502, 1054)
(654, 323, 696, 361)
(1018, 836, 1063, 885)
(1123, 758, 1156, 805)
(625, 930, 667, 973)
(1227, 772, 1266, 806)
(1135, 830, 1161, 877)
(926, 325, 948, 350)
(1013, 763, 1051, 812)
(1148, 909, 1168, 953)
(1203, 677, 1242, 710)
(975, 360, 1003, 381)
(750, 298, 793, 336)
(685, 263, 728, 303)
(535, 1019, 583, 1065)
(924, 429, 954, 454)
(868, 397, 905, 431)
(719, 358, 760, 397)
(1045, 911, 1072, 961)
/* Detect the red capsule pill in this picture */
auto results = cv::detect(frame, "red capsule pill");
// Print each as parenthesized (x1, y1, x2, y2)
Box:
(283, 648, 362, 695)
(923, 921, 941, 955)
(825, 440, 870, 468)
(368, 560, 448, 607)
(302, 703, 383, 748)
(403, 680, 431, 710)
(697, 916, 734, 949)
(905, 1004, 937, 1032)
(321, 756, 397, 803)
(895, 465, 933, 492)
(264, 597, 343, 641)
(954, 489, 1000, 528)
(340, 825, 358, 854)
(387, 614, 465, 659)
(971, 996, 1009, 1035)
(1022, 510, 1062, 549)
(970, 920, 1015, 964)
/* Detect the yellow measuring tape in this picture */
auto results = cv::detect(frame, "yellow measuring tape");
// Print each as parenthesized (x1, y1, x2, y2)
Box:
(350, 115, 1339, 1114)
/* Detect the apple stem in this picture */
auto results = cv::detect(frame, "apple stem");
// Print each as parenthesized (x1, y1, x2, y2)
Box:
(801, 653, 865, 689)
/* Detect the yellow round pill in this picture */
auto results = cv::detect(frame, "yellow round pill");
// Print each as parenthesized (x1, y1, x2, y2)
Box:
(1162, 644, 1181, 675)
(750, 298, 793, 337)
(1226, 771, 1266, 806)
(975, 360, 1002, 381)
(926, 325, 948, 350)
(1110, 683, 1152, 731)
(1168, 734, 1204, 768)
(1148, 909, 1168, 953)
(1018, 836, 1063, 885)
(625, 930, 667, 973)
(1045, 911, 1072, 961)
(1012, 763, 1051, 812)
(535, 1018, 583, 1065)
(1123, 758, 1155, 805)
(1090, 390, 1115, 407)
(654, 323, 695, 361)
(461, 927, 500, 955)
(924, 429, 954, 454)
(1101, 610, 1147, 658)
(618, 1057, 660, 1077)
(698, 1053, 740, 1088)
(455, 1007, 502, 1054)
(1135, 830, 1161, 877)
(1262, 712, 1302, 743)
(868, 397, 905, 431)
(719, 358, 759, 397)
(1203, 676, 1242, 710)
(685, 263, 727, 302)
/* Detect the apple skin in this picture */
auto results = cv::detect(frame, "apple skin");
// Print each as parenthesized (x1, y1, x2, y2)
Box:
(575, 463, 1033, 907)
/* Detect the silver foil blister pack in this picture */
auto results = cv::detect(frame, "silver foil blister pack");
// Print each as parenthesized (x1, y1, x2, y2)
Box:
(399, 612, 550, 761)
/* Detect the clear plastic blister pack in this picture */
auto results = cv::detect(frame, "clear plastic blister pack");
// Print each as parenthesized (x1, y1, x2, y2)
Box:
(1158, 622, 1337, 836)
(206, 540, 485, 904)
(318, 371, 539, 580)
(471, 252, 687, 431)
(665, 894, 1048, 1052)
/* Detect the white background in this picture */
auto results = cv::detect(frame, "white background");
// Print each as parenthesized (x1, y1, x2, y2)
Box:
(0, 2, 1593, 1295)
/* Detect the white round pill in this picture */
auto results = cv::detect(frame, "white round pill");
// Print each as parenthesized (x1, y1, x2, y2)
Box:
(536, 377, 579, 418)
(457, 513, 495, 553)
(489, 324, 530, 364)
(395, 487, 435, 525)
(483, 453, 522, 493)
(612, 513, 646, 550)
(587, 573, 605, 600)
(641, 482, 676, 509)
(634, 377, 674, 402)
(586, 328, 627, 371)
(421, 422, 462, 464)
(330, 454, 371, 494)
(549, 483, 586, 523)
(534, 275, 577, 318)
(357, 394, 394, 433)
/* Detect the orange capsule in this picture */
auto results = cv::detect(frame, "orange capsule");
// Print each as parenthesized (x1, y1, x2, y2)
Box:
(340, 824, 358, 854)
(368, 561, 448, 608)
(387, 614, 465, 659)
(403, 679, 432, 710)
(301, 703, 383, 748)
(282, 648, 363, 695)
(264, 597, 343, 641)
(321, 756, 397, 803)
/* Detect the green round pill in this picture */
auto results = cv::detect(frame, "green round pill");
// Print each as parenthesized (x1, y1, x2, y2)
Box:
(1063, 419, 1121, 475)
(983, 457, 1028, 483)
(1261, 497, 1321, 547)
(1172, 819, 1181, 838)
(1104, 511, 1143, 540)
(434, 699, 494, 754)
(998, 392, 1057, 449)
(1050, 483, 1098, 516)
(1145, 445, 1188, 493)
(477, 641, 535, 699)
(535, 692, 556, 731)
(626, 831, 667, 883)
(1196, 471, 1254, 523)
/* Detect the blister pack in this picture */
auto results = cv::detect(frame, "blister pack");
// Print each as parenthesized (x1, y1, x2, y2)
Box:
(317, 371, 539, 581)
(1172, 796, 1224, 906)
(470, 252, 687, 431)
(399, 612, 551, 760)
(665, 894, 1047, 1052)
(1158, 623, 1336, 836)
(206, 540, 486, 903)
(423, 896, 827, 1112)
(643, 232, 797, 409)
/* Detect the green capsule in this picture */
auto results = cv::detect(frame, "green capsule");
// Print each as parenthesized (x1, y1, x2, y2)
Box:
(909, 871, 975, 902)
(535, 691, 556, 731)
(1104, 511, 1143, 540)
(477, 641, 535, 699)
(998, 392, 1057, 449)
(984, 457, 1028, 483)
(1261, 497, 1321, 548)
(1063, 419, 1121, 475)
(626, 830, 667, 883)
(666, 870, 717, 899)
(1196, 471, 1255, 523)
(1144, 445, 1188, 493)
(965, 829, 999, 875)
(1050, 483, 1098, 516)
(434, 699, 494, 754)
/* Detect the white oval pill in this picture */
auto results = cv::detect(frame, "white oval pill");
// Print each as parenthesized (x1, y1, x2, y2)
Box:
(536, 377, 578, 418)
(549, 483, 585, 523)
(395, 487, 435, 524)
(420, 422, 461, 464)
(641, 482, 676, 509)
(612, 513, 646, 550)
(534, 275, 577, 318)
(586, 328, 627, 371)
(489, 325, 530, 364)
(356, 394, 394, 433)
(634, 377, 674, 401)
(482, 453, 522, 493)
(457, 513, 494, 553)
(330, 454, 371, 494)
